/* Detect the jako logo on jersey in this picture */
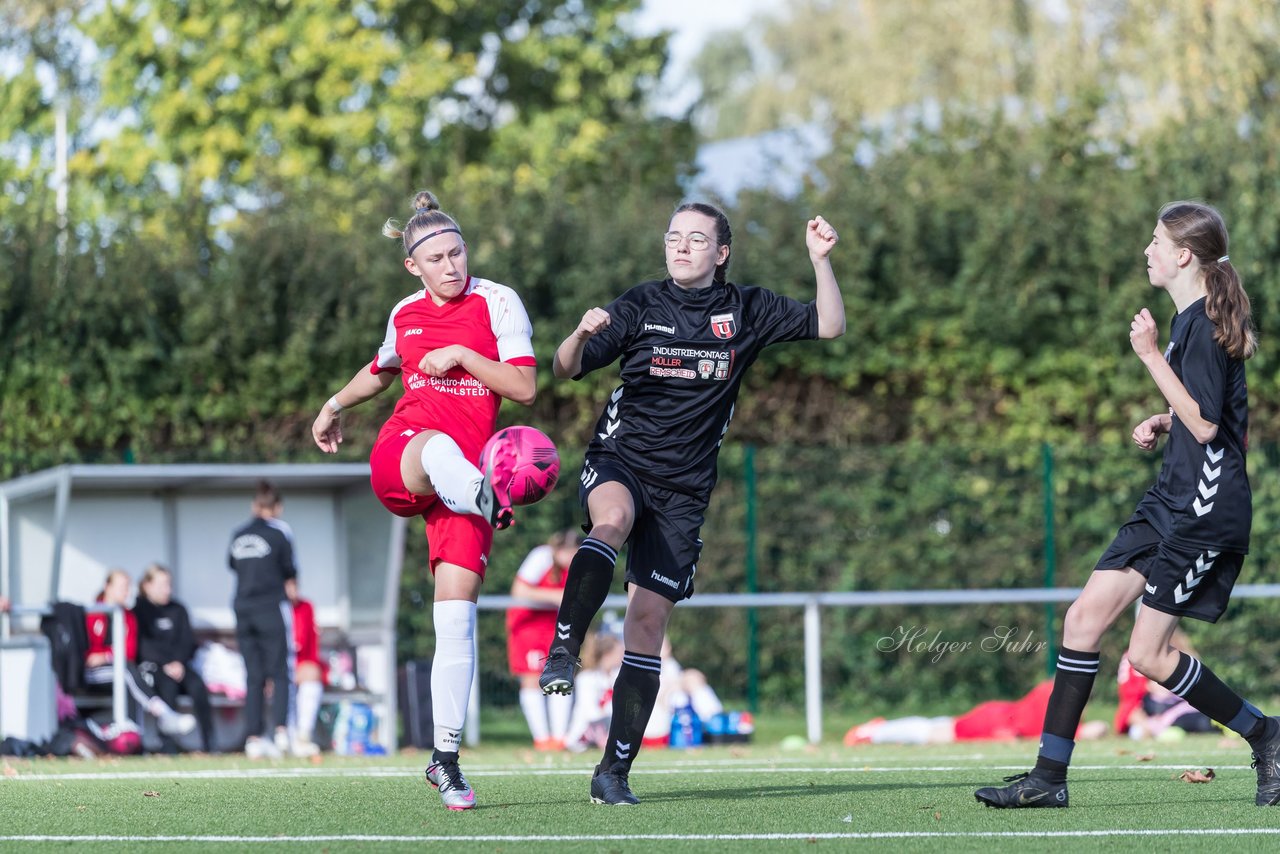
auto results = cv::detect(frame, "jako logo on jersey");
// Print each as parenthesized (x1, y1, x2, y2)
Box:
(651, 572, 680, 590)
(710, 312, 736, 339)
(644, 322, 675, 334)
(404, 328, 423, 336)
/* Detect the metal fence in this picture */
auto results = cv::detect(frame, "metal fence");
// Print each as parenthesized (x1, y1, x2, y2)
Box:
(474, 583, 1280, 745)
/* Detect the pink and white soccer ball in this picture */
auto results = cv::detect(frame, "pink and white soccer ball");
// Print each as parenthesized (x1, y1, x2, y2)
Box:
(482, 425, 560, 506)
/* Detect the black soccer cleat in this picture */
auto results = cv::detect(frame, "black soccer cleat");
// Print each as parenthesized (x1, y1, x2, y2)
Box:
(539, 646, 581, 696)
(975, 771, 1068, 809)
(476, 438, 516, 530)
(1250, 716, 1280, 806)
(591, 763, 639, 806)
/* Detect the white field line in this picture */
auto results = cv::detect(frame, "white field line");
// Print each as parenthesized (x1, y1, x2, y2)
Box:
(5, 830, 1280, 843)
(0, 763, 1252, 782)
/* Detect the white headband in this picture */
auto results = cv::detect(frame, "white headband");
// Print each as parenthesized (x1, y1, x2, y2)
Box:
(1217, 255, 1230, 263)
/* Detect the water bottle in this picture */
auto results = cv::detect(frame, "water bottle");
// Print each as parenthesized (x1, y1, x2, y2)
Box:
(669, 704, 702, 749)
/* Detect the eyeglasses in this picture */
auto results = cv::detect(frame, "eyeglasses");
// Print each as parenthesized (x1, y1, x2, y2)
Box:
(663, 231, 713, 251)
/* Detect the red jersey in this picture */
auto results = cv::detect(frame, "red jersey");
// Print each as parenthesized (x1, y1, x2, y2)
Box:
(372, 276, 536, 461)
(85, 600, 138, 663)
(293, 598, 320, 666)
(953, 679, 1054, 741)
(505, 545, 567, 637)
(1115, 654, 1149, 735)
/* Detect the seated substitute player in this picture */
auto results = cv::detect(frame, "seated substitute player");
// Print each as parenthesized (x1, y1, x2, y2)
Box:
(507, 530, 580, 750)
(134, 563, 216, 752)
(975, 201, 1280, 809)
(1114, 628, 1216, 740)
(539, 202, 846, 804)
(312, 190, 536, 811)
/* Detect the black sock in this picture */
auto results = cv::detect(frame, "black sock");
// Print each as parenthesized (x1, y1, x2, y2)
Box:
(1033, 647, 1099, 781)
(600, 651, 661, 772)
(550, 538, 617, 657)
(1159, 652, 1268, 740)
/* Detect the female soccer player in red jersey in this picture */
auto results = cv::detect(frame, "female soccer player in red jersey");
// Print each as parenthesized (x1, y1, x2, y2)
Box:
(312, 190, 536, 811)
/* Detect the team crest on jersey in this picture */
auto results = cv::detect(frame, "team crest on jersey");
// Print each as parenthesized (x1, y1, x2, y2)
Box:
(710, 312, 736, 339)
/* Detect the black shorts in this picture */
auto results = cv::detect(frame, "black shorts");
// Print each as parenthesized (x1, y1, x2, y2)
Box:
(1094, 516, 1245, 623)
(578, 454, 705, 603)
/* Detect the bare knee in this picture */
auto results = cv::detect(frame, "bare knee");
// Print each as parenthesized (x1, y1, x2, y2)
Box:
(588, 509, 633, 548)
(1062, 601, 1107, 650)
(1127, 640, 1179, 682)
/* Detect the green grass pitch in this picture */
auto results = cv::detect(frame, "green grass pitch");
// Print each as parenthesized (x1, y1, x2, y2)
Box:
(2, 731, 1278, 852)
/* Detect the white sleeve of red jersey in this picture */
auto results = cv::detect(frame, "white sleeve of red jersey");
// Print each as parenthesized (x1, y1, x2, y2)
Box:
(372, 298, 407, 374)
(515, 544, 554, 584)
(478, 279, 536, 364)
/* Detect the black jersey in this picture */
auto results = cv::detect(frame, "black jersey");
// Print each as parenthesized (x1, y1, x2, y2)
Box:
(577, 278, 819, 498)
(134, 597, 197, 666)
(227, 516, 298, 611)
(1135, 297, 1250, 552)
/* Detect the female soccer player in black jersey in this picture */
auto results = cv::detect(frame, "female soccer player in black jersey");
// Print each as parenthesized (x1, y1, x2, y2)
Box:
(540, 202, 845, 804)
(976, 200, 1280, 809)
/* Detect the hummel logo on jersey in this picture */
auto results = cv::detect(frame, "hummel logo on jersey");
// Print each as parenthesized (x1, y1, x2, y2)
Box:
(404, 328, 423, 336)
(556, 622, 572, 641)
(1145, 583, 1157, 595)
(614, 740, 632, 761)
(710, 312, 736, 339)
(651, 572, 680, 590)
(1194, 445, 1224, 517)
(1164, 340, 1176, 360)
(644, 322, 675, 334)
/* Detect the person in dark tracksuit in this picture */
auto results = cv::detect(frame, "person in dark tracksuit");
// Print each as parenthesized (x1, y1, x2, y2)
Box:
(228, 480, 297, 759)
(135, 563, 215, 752)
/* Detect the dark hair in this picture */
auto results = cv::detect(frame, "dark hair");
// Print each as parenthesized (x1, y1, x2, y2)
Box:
(254, 479, 281, 509)
(548, 528, 584, 551)
(1158, 200, 1257, 360)
(382, 190, 463, 256)
(673, 201, 732, 284)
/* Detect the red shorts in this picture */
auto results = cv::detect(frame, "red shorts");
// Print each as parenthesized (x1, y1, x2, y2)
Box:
(370, 427, 493, 576)
(506, 613, 555, 675)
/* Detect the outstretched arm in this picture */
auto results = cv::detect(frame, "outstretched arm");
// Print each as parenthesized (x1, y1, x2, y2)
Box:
(554, 307, 612, 379)
(312, 361, 396, 454)
(807, 216, 845, 339)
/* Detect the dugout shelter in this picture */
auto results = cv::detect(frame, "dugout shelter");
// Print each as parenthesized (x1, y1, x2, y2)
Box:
(0, 463, 405, 749)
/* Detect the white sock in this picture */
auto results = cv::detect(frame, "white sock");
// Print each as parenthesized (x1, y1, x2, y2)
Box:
(296, 681, 323, 741)
(420, 434, 485, 517)
(519, 688, 551, 741)
(690, 685, 723, 721)
(547, 692, 573, 740)
(431, 600, 477, 753)
(147, 697, 174, 719)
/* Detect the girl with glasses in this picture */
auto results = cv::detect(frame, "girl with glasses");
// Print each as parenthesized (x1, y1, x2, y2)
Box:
(539, 201, 845, 805)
